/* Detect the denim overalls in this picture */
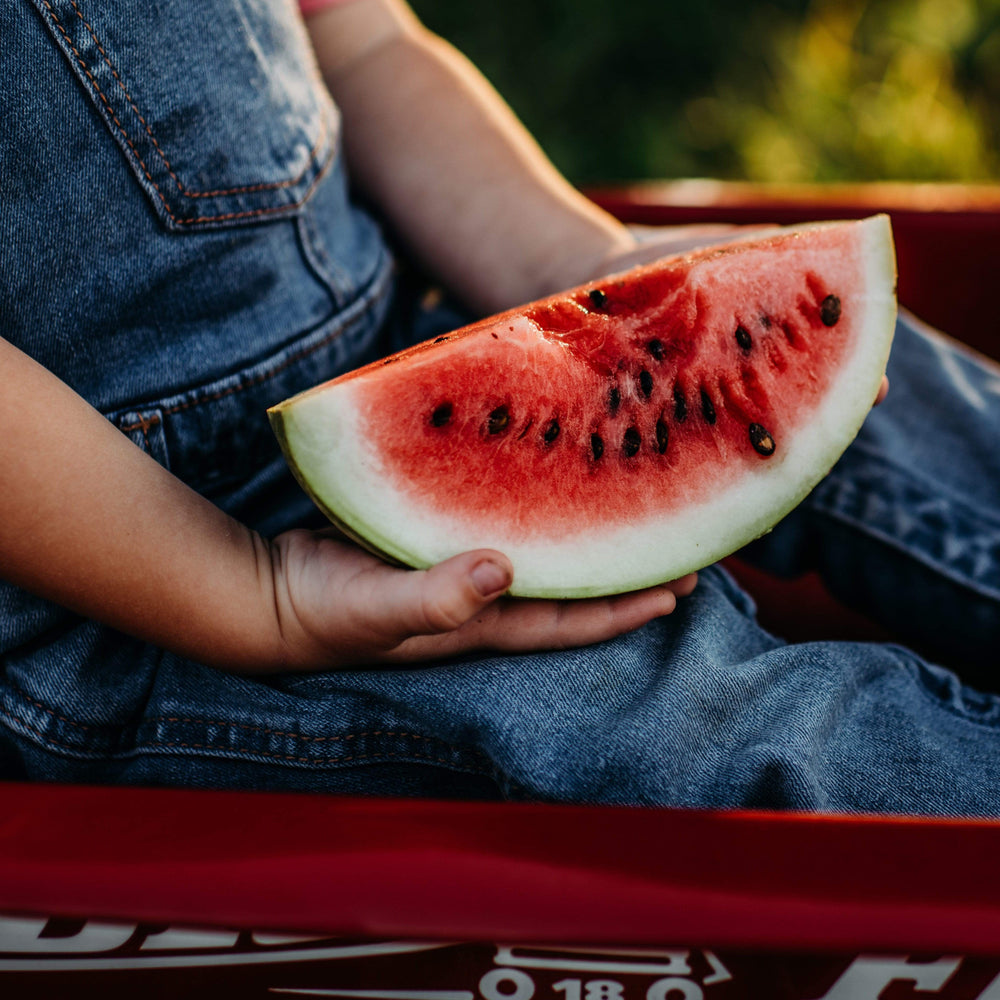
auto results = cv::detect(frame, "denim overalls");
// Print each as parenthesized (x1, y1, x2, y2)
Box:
(3, 0, 1000, 813)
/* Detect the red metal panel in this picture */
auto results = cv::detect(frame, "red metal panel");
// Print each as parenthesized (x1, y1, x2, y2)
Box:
(2, 782, 1000, 953)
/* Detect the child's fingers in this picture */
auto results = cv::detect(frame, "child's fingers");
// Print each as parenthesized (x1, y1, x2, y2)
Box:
(370, 549, 513, 641)
(487, 583, 683, 653)
(385, 572, 696, 662)
(669, 572, 699, 597)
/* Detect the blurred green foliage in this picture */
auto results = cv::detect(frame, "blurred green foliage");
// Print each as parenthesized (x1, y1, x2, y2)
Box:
(410, 0, 1000, 184)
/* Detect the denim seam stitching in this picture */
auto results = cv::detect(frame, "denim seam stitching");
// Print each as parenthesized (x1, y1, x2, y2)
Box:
(3, 691, 108, 732)
(0, 700, 488, 769)
(0, 708, 488, 771)
(139, 740, 485, 768)
(115, 262, 391, 422)
(0, 705, 105, 754)
(142, 718, 488, 767)
(64, 0, 330, 199)
(151, 716, 460, 746)
(38, 0, 331, 224)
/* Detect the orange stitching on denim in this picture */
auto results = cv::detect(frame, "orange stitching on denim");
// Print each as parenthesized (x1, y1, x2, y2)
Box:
(0, 705, 106, 756)
(119, 412, 161, 449)
(122, 263, 387, 421)
(9, 692, 102, 731)
(156, 347, 314, 417)
(39, 0, 174, 214)
(167, 188, 330, 226)
(105, 338, 323, 431)
(39, 0, 329, 223)
(67, 0, 329, 200)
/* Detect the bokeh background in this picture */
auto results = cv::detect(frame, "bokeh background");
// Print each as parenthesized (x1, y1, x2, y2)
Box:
(410, 0, 1000, 185)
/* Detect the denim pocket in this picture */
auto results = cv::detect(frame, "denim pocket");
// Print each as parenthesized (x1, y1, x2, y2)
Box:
(30, 0, 337, 231)
(101, 254, 395, 516)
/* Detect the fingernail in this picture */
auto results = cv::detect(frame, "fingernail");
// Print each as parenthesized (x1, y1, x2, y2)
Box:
(471, 559, 510, 597)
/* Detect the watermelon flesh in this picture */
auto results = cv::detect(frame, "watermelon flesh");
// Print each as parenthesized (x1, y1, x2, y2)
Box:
(269, 216, 897, 598)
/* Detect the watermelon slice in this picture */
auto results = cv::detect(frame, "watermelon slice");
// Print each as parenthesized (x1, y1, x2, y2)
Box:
(269, 216, 896, 598)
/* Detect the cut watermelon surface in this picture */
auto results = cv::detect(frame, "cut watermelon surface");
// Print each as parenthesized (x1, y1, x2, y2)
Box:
(269, 216, 896, 598)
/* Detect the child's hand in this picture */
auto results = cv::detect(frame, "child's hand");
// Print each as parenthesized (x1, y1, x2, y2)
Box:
(263, 530, 697, 671)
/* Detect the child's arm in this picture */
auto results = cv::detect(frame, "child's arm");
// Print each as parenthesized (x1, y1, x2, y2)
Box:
(307, 0, 768, 312)
(304, 0, 664, 313)
(0, 337, 693, 673)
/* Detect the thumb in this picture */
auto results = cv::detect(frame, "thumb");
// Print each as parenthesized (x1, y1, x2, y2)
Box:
(379, 550, 514, 640)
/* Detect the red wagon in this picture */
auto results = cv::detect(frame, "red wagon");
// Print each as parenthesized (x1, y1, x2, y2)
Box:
(3, 181, 1000, 999)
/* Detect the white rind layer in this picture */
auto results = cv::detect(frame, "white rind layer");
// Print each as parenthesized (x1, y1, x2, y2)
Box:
(272, 216, 897, 598)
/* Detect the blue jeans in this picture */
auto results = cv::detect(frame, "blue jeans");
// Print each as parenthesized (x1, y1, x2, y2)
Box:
(2, 0, 1000, 814)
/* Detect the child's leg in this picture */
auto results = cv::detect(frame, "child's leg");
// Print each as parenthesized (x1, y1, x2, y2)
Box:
(101, 304, 998, 814)
(7, 301, 1000, 814)
(740, 309, 1000, 677)
(21, 560, 995, 816)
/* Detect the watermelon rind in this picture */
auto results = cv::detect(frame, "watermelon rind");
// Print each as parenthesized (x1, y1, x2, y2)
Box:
(269, 215, 897, 598)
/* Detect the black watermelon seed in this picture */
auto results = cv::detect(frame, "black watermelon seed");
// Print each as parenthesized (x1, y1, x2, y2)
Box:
(820, 294, 841, 326)
(749, 423, 776, 456)
(639, 369, 654, 398)
(588, 288, 607, 308)
(673, 386, 687, 423)
(487, 406, 510, 434)
(608, 385, 621, 415)
(543, 418, 560, 445)
(700, 388, 717, 425)
(735, 326, 753, 352)
(591, 433, 604, 460)
(648, 339, 665, 362)
(430, 403, 453, 427)
(760, 315, 772, 328)
(433, 336, 448, 343)
(655, 418, 669, 454)
(622, 427, 641, 458)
